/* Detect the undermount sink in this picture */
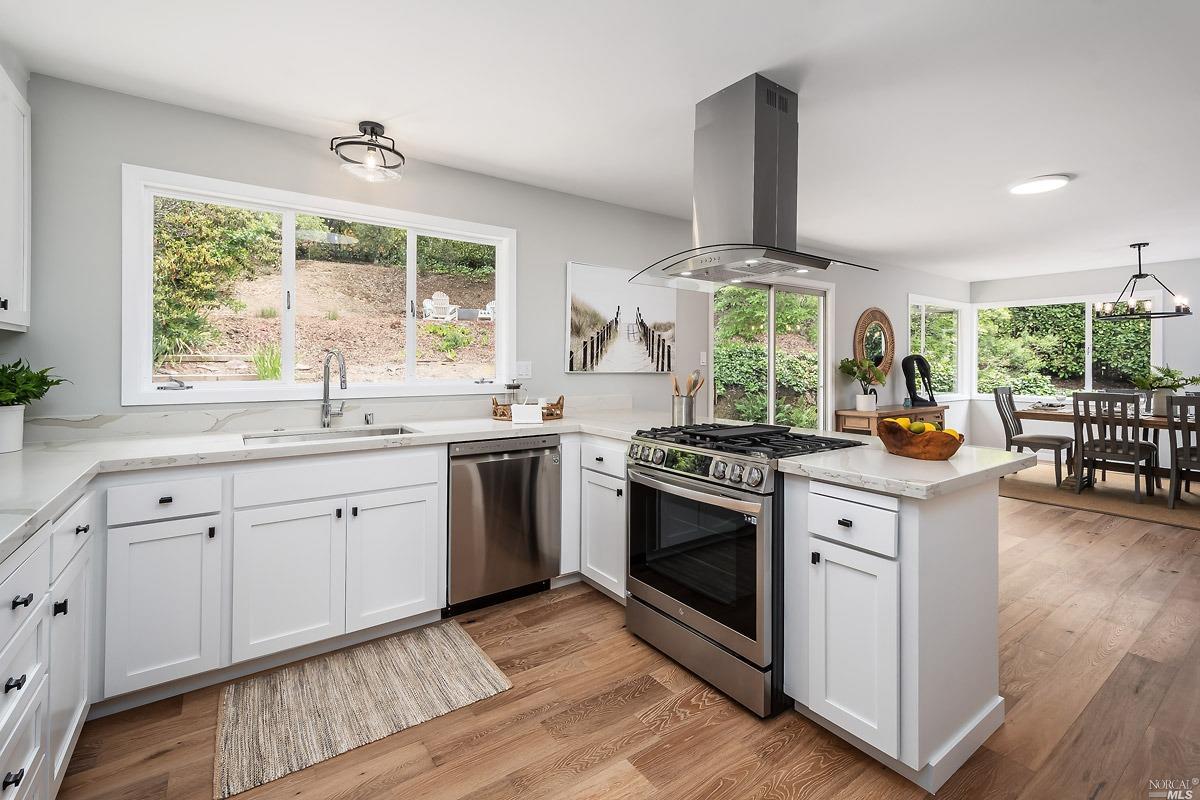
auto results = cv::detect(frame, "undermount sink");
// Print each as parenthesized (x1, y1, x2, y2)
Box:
(242, 426, 411, 446)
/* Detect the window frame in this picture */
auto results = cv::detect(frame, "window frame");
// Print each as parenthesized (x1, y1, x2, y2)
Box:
(121, 164, 516, 406)
(970, 291, 1165, 402)
(907, 294, 972, 402)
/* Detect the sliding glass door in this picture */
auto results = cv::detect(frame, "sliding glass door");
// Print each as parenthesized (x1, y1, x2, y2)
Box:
(712, 284, 825, 429)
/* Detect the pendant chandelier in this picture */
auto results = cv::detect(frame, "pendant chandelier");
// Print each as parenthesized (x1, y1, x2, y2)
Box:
(1094, 242, 1191, 321)
(330, 121, 404, 183)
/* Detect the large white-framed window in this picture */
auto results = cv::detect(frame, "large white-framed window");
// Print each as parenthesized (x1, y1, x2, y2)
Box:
(908, 294, 971, 402)
(122, 165, 516, 405)
(972, 291, 1163, 400)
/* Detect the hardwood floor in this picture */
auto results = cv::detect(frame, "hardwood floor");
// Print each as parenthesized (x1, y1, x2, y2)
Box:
(60, 497, 1200, 800)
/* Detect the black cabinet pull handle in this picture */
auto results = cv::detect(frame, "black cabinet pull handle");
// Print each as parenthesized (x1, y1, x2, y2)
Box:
(335, 508, 343, 519)
(208, 526, 216, 539)
(616, 488, 624, 498)
(837, 518, 853, 528)
(158, 496, 173, 504)
(595, 456, 604, 462)
(75, 523, 90, 535)
(10, 594, 32, 610)
(2, 769, 23, 789)
(53, 599, 68, 616)
(351, 506, 358, 517)
(812, 552, 821, 564)
(0, 298, 8, 311)
(3, 675, 26, 694)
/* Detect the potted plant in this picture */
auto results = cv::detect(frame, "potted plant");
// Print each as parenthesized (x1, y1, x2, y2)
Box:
(839, 357, 886, 412)
(0, 359, 66, 453)
(1131, 365, 1200, 416)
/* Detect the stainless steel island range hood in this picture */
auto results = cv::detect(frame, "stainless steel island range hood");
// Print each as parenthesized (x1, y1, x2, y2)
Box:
(631, 74, 875, 289)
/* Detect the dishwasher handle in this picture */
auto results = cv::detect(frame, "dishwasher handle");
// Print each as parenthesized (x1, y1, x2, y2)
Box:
(451, 446, 559, 466)
(449, 434, 560, 459)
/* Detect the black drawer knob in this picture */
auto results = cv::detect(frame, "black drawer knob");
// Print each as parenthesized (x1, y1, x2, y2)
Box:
(2, 769, 22, 789)
(812, 552, 821, 564)
(595, 456, 604, 462)
(158, 496, 173, 504)
(53, 599, 69, 616)
(10, 594, 32, 610)
(76, 523, 91, 535)
(837, 518, 853, 528)
(3, 675, 26, 694)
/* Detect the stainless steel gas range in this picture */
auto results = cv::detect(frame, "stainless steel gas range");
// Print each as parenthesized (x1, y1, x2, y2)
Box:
(624, 423, 864, 717)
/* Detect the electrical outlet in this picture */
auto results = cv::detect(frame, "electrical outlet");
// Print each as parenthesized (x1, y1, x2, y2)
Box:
(700, 351, 708, 366)
(515, 361, 532, 378)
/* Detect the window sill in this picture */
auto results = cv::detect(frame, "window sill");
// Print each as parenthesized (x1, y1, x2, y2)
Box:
(124, 380, 506, 407)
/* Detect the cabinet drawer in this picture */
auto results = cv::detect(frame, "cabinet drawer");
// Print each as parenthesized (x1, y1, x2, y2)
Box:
(808, 492, 897, 558)
(0, 606, 46, 738)
(0, 545, 48, 652)
(581, 440, 626, 479)
(50, 492, 96, 581)
(107, 476, 222, 527)
(0, 678, 45, 800)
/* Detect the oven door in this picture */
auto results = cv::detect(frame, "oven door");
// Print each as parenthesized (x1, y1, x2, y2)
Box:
(626, 467, 772, 667)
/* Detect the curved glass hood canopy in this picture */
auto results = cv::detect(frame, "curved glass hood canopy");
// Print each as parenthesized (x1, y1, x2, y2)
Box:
(631, 74, 877, 290)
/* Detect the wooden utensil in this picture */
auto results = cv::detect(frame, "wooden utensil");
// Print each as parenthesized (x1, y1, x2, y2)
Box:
(689, 377, 705, 397)
(671, 373, 680, 396)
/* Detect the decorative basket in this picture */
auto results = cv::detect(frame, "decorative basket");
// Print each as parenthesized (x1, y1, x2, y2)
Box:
(877, 419, 964, 461)
(492, 394, 565, 422)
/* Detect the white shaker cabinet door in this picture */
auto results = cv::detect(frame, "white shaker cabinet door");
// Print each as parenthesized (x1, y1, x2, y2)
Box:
(232, 500, 347, 662)
(48, 547, 91, 791)
(807, 537, 899, 758)
(105, 515, 222, 696)
(0, 69, 30, 330)
(345, 486, 441, 633)
(580, 469, 626, 600)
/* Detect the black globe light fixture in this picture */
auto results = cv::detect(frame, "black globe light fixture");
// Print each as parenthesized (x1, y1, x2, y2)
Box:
(1094, 242, 1191, 321)
(330, 121, 404, 183)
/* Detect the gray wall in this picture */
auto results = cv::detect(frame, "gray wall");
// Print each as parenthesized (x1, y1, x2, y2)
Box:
(0, 41, 26, 100)
(0, 76, 704, 417)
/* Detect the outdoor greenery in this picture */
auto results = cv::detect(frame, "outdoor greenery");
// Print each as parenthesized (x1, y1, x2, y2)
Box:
(425, 322, 474, 361)
(976, 303, 1151, 395)
(909, 305, 958, 393)
(0, 359, 66, 406)
(295, 217, 496, 276)
(713, 287, 821, 427)
(252, 344, 282, 381)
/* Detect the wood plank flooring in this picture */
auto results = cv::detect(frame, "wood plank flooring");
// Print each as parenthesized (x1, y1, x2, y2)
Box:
(59, 497, 1200, 800)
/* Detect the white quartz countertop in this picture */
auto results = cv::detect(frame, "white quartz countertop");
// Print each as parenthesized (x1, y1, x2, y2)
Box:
(0, 410, 1032, 562)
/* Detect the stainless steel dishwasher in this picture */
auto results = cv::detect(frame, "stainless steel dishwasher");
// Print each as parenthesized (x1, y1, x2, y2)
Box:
(448, 435, 561, 612)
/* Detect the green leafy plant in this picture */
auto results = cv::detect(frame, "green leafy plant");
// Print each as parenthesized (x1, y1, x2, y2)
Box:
(839, 357, 886, 394)
(251, 344, 282, 381)
(325, 309, 341, 321)
(1131, 365, 1200, 392)
(0, 359, 67, 406)
(425, 322, 473, 360)
(257, 307, 278, 319)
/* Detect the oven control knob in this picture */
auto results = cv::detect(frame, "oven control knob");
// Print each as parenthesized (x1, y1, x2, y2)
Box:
(712, 460, 728, 479)
(745, 467, 764, 487)
(652, 448, 665, 465)
(729, 463, 745, 483)
(629, 443, 639, 458)
(640, 445, 652, 460)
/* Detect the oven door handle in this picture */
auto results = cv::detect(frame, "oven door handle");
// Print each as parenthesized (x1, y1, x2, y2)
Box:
(628, 469, 762, 515)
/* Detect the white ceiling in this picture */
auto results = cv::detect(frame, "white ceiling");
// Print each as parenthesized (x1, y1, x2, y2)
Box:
(2, 0, 1199, 282)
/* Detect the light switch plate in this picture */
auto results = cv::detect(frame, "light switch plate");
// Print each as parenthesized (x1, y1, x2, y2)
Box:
(700, 351, 708, 366)
(515, 361, 532, 378)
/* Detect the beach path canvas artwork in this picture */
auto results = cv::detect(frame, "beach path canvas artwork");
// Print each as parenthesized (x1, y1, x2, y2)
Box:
(566, 261, 677, 373)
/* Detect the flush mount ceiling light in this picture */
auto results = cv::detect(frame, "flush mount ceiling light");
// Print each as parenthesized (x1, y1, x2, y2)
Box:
(1095, 242, 1191, 321)
(1008, 174, 1072, 195)
(330, 121, 404, 183)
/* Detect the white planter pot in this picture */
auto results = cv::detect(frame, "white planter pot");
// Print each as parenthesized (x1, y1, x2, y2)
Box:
(0, 406, 24, 454)
(855, 394, 878, 412)
(1151, 389, 1173, 417)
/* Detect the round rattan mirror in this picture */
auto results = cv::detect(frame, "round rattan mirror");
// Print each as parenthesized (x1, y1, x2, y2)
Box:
(853, 307, 895, 374)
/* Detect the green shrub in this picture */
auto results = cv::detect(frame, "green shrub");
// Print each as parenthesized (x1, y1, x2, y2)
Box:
(252, 343, 282, 381)
(425, 322, 473, 360)
(325, 309, 340, 321)
(257, 307, 278, 319)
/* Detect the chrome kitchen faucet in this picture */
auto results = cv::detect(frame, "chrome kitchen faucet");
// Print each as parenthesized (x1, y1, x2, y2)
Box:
(321, 349, 347, 428)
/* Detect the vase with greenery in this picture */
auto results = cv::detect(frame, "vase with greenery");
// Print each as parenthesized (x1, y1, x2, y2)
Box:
(839, 357, 886, 412)
(1131, 364, 1200, 416)
(0, 359, 66, 453)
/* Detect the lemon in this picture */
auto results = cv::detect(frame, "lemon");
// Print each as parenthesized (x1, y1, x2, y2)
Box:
(943, 428, 960, 438)
(895, 417, 912, 429)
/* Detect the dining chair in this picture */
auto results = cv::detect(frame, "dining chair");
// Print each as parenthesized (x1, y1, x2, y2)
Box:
(993, 387, 1074, 486)
(1167, 395, 1200, 509)
(1073, 392, 1158, 502)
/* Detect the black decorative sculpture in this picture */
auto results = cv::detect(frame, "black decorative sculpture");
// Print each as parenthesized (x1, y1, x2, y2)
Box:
(902, 355, 938, 408)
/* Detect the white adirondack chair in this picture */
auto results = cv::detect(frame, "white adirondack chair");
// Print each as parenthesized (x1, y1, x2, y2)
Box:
(422, 291, 460, 321)
(478, 300, 496, 321)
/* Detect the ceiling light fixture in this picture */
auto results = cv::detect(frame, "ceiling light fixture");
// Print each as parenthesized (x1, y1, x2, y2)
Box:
(331, 121, 404, 183)
(1094, 242, 1191, 321)
(1009, 174, 1072, 195)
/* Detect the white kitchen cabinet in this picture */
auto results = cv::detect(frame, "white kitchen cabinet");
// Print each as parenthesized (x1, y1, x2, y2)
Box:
(580, 469, 626, 600)
(232, 500, 347, 662)
(0, 64, 30, 331)
(807, 536, 899, 758)
(47, 545, 90, 792)
(558, 434, 581, 575)
(346, 486, 440, 633)
(105, 515, 222, 697)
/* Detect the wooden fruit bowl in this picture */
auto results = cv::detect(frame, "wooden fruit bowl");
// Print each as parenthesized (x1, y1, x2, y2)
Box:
(877, 419, 965, 461)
